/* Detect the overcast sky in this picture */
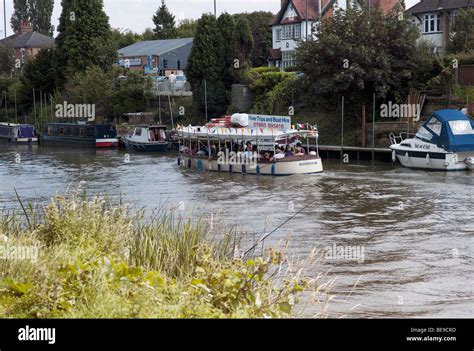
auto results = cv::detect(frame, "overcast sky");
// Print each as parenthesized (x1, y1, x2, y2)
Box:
(2, 0, 419, 37)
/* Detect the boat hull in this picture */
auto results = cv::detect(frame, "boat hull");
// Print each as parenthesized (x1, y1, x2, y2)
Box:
(392, 148, 473, 171)
(123, 139, 168, 152)
(41, 136, 118, 148)
(0, 137, 38, 145)
(178, 155, 323, 176)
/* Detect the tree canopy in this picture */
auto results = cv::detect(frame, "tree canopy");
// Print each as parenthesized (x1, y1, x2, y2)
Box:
(152, 0, 177, 39)
(11, 0, 55, 36)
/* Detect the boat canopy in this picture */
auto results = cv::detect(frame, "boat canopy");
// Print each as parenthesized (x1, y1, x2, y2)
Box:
(416, 110, 474, 152)
(177, 125, 318, 142)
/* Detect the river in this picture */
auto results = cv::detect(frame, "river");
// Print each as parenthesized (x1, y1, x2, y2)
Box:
(0, 145, 473, 318)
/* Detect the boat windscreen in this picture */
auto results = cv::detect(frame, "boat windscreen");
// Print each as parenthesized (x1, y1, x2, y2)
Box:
(449, 120, 474, 135)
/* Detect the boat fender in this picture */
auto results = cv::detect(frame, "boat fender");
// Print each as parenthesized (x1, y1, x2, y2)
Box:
(177, 157, 181, 166)
(197, 160, 203, 172)
(271, 164, 276, 176)
(404, 152, 409, 163)
(392, 150, 396, 163)
(425, 153, 430, 164)
(241, 164, 246, 174)
(217, 163, 221, 172)
(188, 159, 192, 168)
(256, 165, 260, 175)
(229, 164, 233, 173)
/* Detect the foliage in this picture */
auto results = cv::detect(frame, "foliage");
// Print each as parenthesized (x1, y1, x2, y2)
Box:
(187, 14, 227, 118)
(0, 194, 324, 318)
(152, 0, 177, 39)
(296, 8, 422, 115)
(448, 9, 474, 54)
(233, 16, 254, 82)
(111, 29, 143, 50)
(218, 13, 237, 91)
(142, 28, 155, 41)
(176, 19, 198, 38)
(11, 0, 55, 36)
(55, 0, 117, 88)
(234, 12, 274, 67)
(0, 44, 15, 76)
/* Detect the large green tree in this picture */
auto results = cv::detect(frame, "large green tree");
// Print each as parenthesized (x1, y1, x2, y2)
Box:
(176, 19, 198, 38)
(296, 8, 423, 114)
(55, 0, 116, 87)
(235, 12, 273, 67)
(152, 0, 177, 39)
(217, 13, 236, 91)
(0, 44, 15, 75)
(448, 8, 474, 54)
(187, 14, 227, 118)
(11, 0, 55, 36)
(233, 16, 254, 82)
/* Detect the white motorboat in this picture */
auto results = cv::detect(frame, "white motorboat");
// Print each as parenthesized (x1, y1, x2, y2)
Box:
(390, 109, 474, 171)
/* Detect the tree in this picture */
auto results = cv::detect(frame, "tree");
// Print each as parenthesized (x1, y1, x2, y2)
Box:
(296, 8, 422, 114)
(152, 0, 177, 39)
(111, 29, 142, 50)
(217, 13, 236, 91)
(55, 0, 116, 88)
(235, 12, 273, 67)
(187, 14, 227, 118)
(0, 44, 15, 75)
(11, 0, 54, 36)
(142, 28, 155, 41)
(176, 19, 198, 38)
(449, 8, 474, 54)
(233, 16, 254, 82)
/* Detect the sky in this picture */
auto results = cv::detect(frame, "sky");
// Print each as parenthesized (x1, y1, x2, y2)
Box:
(2, 0, 420, 38)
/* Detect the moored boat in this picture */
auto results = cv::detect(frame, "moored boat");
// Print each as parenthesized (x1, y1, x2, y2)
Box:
(0, 123, 38, 145)
(41, 123, 118, 148)
(122, 125, 169, 152)
(390, 109, 474, 171)
(177, 114, 323, 176)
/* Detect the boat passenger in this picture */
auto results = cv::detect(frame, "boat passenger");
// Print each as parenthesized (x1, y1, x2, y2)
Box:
(295, 143, 305, 156)
(271, 147, 285, 162)
(284, 145, 294, 157)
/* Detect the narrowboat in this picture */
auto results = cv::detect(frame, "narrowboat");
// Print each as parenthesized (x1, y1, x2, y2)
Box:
(41, 123, 119, 148)
(390, 109, 474, 171)
(0, 123, 38, 145)
(121, 125, 168, 152)
(177, 114, 323, 176)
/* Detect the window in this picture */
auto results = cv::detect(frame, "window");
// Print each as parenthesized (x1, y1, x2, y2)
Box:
(59, 128, 64, 135)
(79, 128, 85, 137)
(451, 10, 459, 26)
(449, 120, 474, 135)
(282, 50, 295, 68)
(281, 24, 301, 40)
(423, 13, 442, 33)
(135, 128, 142, 136)
(426, 117, 442, 136)
(276, 28, 282, 41)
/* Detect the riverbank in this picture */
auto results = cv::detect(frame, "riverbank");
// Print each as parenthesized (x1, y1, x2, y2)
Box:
(0, 193, 326, 318)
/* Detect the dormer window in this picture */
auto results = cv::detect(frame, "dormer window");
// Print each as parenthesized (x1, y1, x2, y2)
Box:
(423, 13, 442, 33)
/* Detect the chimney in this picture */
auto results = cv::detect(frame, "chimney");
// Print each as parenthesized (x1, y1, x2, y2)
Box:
(19, 21, 33, 35)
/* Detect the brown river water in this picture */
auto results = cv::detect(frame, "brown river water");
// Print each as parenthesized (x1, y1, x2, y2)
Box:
(0, 145, 473, 318)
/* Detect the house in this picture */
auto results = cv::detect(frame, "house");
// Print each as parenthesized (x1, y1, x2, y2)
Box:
(269, 0, 404, 68)
(0, 21, 55, 69)
(117, 38, 193, 77)
(406, 0, 474, 54)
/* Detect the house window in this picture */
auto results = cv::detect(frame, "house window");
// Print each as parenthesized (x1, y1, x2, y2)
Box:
(276, 28, 282, 41)
(282, 50, 295, 68)
(451, 10, 459, 26)
(423, 13, 442, 33)
(281, 24, 301, 40)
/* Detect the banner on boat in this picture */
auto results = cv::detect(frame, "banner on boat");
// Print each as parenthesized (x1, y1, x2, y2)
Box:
(247, 115, 291, 130)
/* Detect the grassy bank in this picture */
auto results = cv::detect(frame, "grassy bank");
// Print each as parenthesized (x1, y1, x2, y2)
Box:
(0, 194, 327, 318)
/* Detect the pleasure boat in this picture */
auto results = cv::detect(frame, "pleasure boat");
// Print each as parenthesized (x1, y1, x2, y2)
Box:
(121, 125, 168, 152)
(0, 123, 38, 145)
(390, 109, 474, 171)
(177, 113, 323, 176)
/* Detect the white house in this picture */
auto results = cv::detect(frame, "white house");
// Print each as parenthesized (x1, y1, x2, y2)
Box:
(269, 0, 404, 68)
(406, 0, 474, 54)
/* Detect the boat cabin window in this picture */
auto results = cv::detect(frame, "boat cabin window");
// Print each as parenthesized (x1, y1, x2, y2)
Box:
(426, 117, 442, 136)
(79, 128, 85, 137)
(416, 127, 433, 141)
(449, 120, 474, 135)
(135, 128, 142, 136)
(59, 127, 64, 135)
(401, 143, 411, 147)
(48, 126, 53, 135)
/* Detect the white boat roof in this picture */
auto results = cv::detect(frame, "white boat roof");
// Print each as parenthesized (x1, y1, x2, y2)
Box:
(177, 125, 318, 141)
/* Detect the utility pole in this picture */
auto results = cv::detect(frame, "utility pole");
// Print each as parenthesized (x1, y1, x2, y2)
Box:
(3, 0, 6, 40)
(306, 0, 308, 40)
(204, 79, 208, 121)
(214, 0, 217, 17)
